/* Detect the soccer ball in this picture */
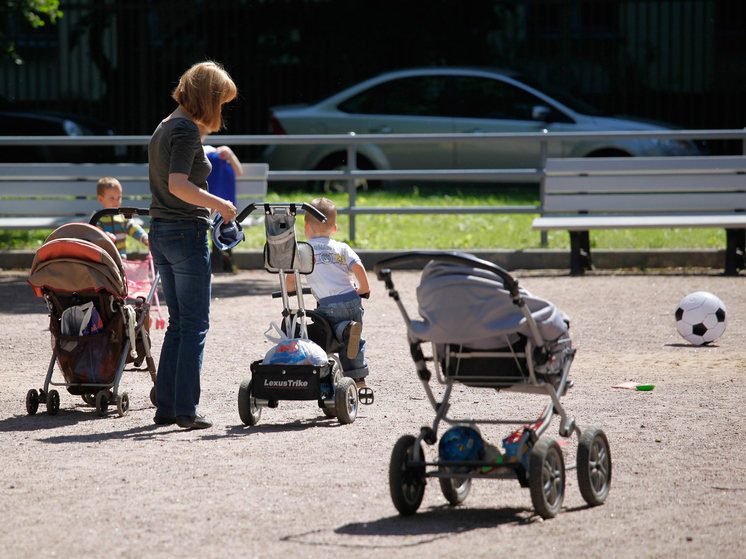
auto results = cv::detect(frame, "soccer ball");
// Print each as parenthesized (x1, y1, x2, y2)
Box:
(675, 292, 728, 346)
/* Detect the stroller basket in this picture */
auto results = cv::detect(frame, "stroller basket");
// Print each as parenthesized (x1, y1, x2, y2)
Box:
(250, 361, 331, 401)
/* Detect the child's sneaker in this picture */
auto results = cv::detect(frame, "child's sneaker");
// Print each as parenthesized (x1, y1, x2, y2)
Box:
(343, 321, 362, 359)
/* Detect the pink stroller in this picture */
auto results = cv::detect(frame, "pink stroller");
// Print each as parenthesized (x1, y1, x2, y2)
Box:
(122, 254, 164, 329)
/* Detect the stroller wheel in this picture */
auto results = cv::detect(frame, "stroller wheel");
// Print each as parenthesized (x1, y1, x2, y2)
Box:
(237, 378, 261, 426)
(116, 392, 130, 417)
(82, 393, 96, 406)
(577, 427, 612, 506)
(439, 469, 471, 506)
(25, 389, 39, 415)
(320, 404, 337, 418)
(529, 438, 565, 519)
(46, 390, 60, 416)
(334, 377, 357, 425)
(95, 390, 110, 417)
(390, 435, 426, 515)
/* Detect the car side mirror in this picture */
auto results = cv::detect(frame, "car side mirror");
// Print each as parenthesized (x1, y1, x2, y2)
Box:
(532, 105, 552, 122)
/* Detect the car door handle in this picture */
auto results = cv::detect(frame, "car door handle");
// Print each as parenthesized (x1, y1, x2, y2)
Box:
(370, 126, 392, 134)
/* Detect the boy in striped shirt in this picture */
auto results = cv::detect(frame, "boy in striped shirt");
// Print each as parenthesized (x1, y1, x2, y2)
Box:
(95, 177, 149, 258)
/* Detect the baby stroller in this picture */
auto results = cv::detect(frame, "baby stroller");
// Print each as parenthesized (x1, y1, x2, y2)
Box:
(236, 202, 372, 427)
(122, 254, 164, 330)
(25, 208, 159, 417)
(374, 251, 611, 519)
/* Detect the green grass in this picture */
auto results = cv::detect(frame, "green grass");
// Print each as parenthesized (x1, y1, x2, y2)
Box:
(1, 184, 727, 251)
(242, 185, 726, 251)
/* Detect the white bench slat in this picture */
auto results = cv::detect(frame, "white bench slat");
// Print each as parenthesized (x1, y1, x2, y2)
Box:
(545, 174, 746, 194)
(533, 214, 746, 231)
(0, 217, 83, 229)
(2, 199, 110, 215)
(0, 163, 151, 179)
(546, 155, 746, 175)
(0, 180, 264, 198)
(0, 180, 150, 197)
(543, 192, 746, 213)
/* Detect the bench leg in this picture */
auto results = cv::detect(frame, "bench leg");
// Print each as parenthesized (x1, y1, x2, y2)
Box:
(569, 231, 593, 276)
(725, 229, 745, 276)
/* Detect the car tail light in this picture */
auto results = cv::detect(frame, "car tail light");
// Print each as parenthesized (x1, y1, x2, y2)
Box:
(268, 113, 286, 135)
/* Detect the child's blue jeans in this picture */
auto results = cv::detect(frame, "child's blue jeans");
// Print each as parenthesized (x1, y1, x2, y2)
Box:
(314, 295, 368, 380)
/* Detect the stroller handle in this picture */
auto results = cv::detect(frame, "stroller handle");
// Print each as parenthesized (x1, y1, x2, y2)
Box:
(373, 251, 521, 297)
(90, 207, 150, 226)
(237, 202, 327, 224)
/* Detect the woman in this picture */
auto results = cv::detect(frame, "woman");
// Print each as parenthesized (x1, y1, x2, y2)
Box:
(148, 61, 237, 429)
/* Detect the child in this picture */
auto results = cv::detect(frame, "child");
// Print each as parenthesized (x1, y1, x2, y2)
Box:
(287, 197, 370, 387)
(198, 123, 243, 272)
(95, 176, 149, 258)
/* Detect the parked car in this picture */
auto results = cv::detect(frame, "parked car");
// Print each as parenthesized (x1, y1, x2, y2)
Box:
(0, 109, 127, 163)
(263, 67, 702, 190)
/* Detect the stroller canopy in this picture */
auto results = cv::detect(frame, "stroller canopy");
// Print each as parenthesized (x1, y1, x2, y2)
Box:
(412, 260, 568, 348)
(28, 222, 127, 298)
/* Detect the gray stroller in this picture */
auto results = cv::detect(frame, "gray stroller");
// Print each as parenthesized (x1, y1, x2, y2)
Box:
(374, 251, 611, 519)
(236, 202, 372, 427)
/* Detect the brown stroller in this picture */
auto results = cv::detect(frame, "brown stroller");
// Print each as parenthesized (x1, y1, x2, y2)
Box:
(26, 208, 158, 417)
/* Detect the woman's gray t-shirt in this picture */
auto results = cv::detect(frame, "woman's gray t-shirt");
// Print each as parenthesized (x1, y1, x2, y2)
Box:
(148, 117, 212, 223)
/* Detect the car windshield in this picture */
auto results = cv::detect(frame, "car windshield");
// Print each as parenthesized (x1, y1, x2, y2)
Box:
(514, 75, 606, 117)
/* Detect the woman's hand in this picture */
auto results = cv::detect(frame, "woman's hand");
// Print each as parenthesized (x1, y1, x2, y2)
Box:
(220, 199, 237, 223)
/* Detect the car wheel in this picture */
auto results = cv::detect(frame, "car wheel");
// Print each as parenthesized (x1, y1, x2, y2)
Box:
(311, 152, 378, 192)
(586, 149, 632, 157)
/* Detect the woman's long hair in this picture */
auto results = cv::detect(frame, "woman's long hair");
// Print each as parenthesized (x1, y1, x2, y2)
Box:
(173, 61, 237, 133)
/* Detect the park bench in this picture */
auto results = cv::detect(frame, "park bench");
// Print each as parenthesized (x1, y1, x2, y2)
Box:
(532, 156, 746, 276)
(0, 162, 268, 230)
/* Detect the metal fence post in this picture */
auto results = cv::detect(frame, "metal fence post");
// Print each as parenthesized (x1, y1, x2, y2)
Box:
(539, 131, 548, 247)
(347, 132, 357, 242)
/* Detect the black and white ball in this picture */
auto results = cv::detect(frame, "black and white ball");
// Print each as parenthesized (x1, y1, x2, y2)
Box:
(675, 291, 728, 346)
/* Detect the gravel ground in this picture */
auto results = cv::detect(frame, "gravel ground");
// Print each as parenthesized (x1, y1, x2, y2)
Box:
(1, 265, 745, 559)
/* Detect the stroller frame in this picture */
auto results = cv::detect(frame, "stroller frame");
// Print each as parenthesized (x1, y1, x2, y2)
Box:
(236, 203, 368, 427)
(374, 251, 612, 519)
(26, 208, 159, 417)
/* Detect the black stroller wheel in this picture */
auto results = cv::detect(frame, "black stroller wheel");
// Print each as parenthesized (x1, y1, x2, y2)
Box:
(321, 406, 337, 418)
(390, 435, 426, 515)
(46, 390, 60, 416)
(26, 389, 39, 415)
(95, 390, 110, 417)
(238, 378, 261, 426)
(529, 438, 565, 519)
(577, 427, 611, 506)
(439, 468, 471, 505)
(334, 377, 357, 424)
(116, 392, 130, 417)
(82, 393, 96, 406)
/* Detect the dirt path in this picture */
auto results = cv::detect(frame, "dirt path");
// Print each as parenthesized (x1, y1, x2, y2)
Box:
(1, 267, 744, 559)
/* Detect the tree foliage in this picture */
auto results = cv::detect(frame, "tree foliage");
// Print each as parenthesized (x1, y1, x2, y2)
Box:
(1, 0, 63, 62)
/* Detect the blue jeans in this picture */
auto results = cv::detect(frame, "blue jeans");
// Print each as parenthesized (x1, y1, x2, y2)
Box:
(314, 297, 368, 379)
(149, 219, 211, 417)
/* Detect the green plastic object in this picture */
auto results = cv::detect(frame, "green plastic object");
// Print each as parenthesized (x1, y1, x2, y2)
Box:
(636, 385, 655, 391)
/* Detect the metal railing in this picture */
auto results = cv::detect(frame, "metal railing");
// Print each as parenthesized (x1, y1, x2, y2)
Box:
(2, 129, 745, 242)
